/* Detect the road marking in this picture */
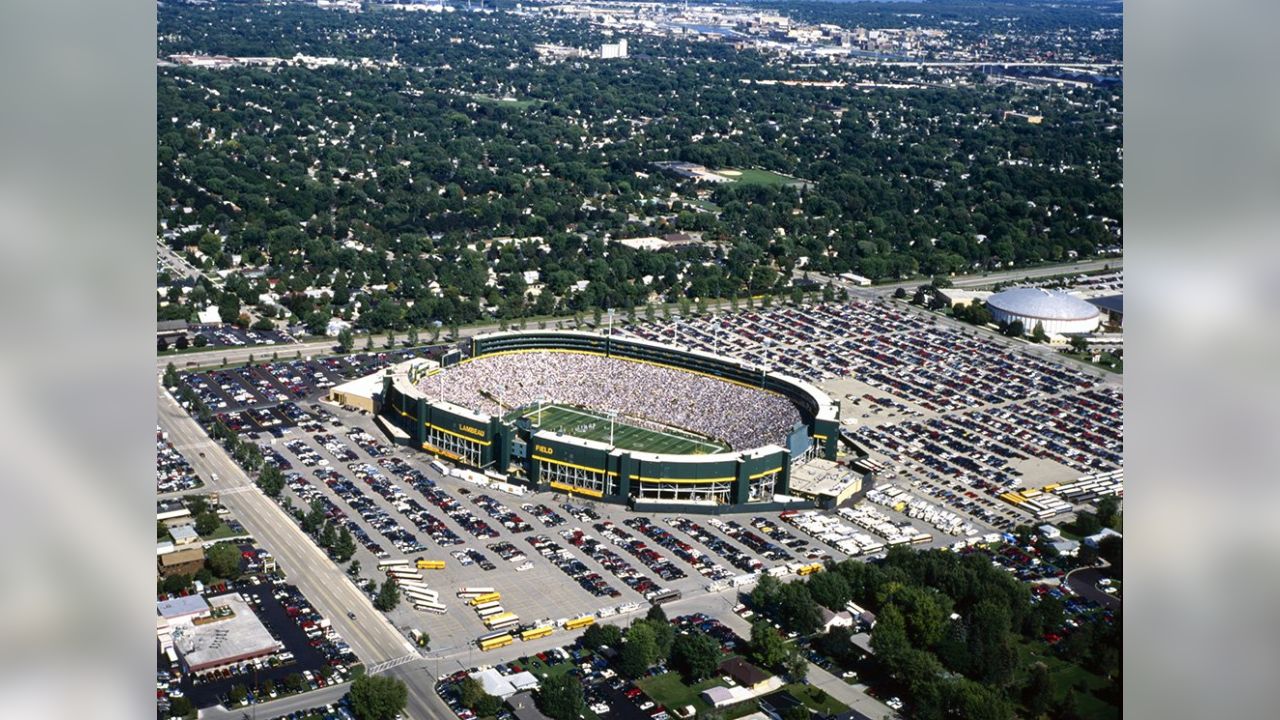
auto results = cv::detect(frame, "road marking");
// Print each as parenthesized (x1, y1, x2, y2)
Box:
(368, 653, 420, 675)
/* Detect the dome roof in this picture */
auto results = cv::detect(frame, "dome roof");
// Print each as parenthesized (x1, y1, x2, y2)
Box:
(986, 288, 1100, 321)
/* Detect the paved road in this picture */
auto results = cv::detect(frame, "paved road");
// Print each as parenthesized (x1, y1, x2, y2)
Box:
(1065, 564, 1121, 610)
(160, 384, 459, 719)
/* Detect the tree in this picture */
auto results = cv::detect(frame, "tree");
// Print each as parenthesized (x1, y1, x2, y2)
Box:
(646, 604, 668, 624)
(749, 620, 789, 670)
(168, 695, 193, 717)
(158, 519, 170, 540)
(1030, 321, 1048, 343)
(285, 672, 306, 693)
(671, 631, 720, 683)
(1002, 319, 1025, 338)
(618, 621, 658, 678)
(1022, 662, 1053, 719)
(893, 287, 908, 299)
(194, 512, 220, 536)
(320, 520, 338, 549)
(348, 559, 361, 577)
(206, 542, 242, 579)
(581, 622, 623, 651)
(783, 647, 808, 682)
(1098, 535, 1123, 576)
(192, 335, 207, 347)
(227, 684, 247, 705)
(1069, 335, 1088, 353)
(375, 578, 400, 612)
(175, 335, 190, 350)
(807, 570, 852, 611)
(347, 674, 408, 720)
(187, 495, 209, 516)
(647, 617, 676, 663)
(536, 673, 587, 720)
(163, 362, 180, 387)
(163, 574, 191, 594)
(334, 526, 357, 562)
(302, 499, 326, 534)
(337, 327, 354, 353)
(257, 463, 285, 498)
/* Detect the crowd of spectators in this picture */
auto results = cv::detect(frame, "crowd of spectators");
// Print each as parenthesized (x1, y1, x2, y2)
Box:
(417, 351, 802, 450)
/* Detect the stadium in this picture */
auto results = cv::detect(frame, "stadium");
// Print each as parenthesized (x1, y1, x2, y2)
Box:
(377, 331, 842, 510)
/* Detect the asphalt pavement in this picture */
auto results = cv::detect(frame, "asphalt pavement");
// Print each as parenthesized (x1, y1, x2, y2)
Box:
(160, 383, 459, 720)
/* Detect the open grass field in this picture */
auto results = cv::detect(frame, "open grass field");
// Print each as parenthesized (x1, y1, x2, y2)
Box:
(510, 403, 729, 455)
(713, 167, 809, 187)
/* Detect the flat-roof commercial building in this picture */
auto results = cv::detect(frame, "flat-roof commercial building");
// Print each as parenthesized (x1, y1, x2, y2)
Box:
(172, 593, 282, 676)
(158, 546, 205, 579)
(788, 458, 864, 508)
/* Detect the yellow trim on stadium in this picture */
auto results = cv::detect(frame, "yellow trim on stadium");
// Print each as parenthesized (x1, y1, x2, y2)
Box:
(749, 467, 783, 479)
(813, 434, 828, 440)
(426, 422, 492, 446)
(533, 455, 619, 476)
(421, 442, 464, 462)
(549, 481, 605, 498)
(632, 475, 736, 484)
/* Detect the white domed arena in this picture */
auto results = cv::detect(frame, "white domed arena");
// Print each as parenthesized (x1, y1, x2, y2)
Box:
(986, 287, 1101, 335)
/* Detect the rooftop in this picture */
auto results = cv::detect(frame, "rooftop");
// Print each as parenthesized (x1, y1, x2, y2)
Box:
(986, 287, 1100, 321)
(173, 593, 281, 671)
(157, 595, 210, 620)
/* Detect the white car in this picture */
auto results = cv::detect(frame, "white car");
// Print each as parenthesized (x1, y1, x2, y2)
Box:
(886, 697, 904, 711)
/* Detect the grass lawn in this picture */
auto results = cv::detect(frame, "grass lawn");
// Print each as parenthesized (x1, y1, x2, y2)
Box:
(637, 673, 726, 716)
(510, 403, 729, 455)
(713, 167, 808, 187)
(1016, 642, 1118, 720)
(782, 683, 851, 715)
(203, 522, 241, 540)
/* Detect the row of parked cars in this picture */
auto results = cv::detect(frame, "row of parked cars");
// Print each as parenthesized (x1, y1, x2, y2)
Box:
(285, 472, 388, 558)
(625, 516, 733, 581)
(665, 517, 761, 575)
(712, 518, 796, 562)
(522, 502, 567, 528)
(526, 533, 621, 598)
(563, 527, 666, 598)
(156, 427, 203, 493)
(593, 522, 686, 582)
(472, 494, 533, 534)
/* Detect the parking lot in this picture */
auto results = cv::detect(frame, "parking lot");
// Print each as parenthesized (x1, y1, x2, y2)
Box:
(157, 425, 204, 494)
(158, 569, 359, 712)
(625, 301, 1123, 527)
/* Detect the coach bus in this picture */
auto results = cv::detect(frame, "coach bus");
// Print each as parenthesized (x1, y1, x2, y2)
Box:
(387, 569, 423, 581)
(470, 592, 502, 606)
(478, 632, 513, 652)
(457, 587, 495, 598)
(520, 626, 554, 642)
(476, 606, 505, 620)
(563, 615, 595, 631)
(398, 579, 431, 591)
(416, 559, 446, 570)
(648, 589, 682, 606)
(473, 601, 502, 612)
(377, 559, 411, 570)
(404, 589, 439, 603)
(414, 601, 448, 615)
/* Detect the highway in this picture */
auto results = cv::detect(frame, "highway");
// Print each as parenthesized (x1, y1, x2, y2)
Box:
(160, 384, 457, 720)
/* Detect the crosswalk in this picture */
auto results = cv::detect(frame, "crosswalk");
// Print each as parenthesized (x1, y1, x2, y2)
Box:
(368, 653, 420, 675)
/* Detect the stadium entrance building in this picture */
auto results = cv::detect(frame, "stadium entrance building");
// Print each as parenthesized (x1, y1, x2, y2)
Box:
(378, 331, 841, 511)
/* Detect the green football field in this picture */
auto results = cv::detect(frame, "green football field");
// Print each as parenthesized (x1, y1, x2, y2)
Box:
(510, 404, 729, 455)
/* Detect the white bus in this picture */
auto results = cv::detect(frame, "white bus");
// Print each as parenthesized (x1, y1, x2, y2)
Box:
(404, 589, 439, 603)
(457, 587, 495, 598)
(387, 570, 424, 582)
(476, 606, 505, 619)
(429, 460, 447, 475)
(484, 613, 519, 630)
(377, 560, 411, 570)
(415, 601, 448, 614)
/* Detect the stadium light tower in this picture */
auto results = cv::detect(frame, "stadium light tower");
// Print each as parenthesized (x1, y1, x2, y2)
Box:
(608, 410, 617, 446)
(607, 308, 614, 337)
